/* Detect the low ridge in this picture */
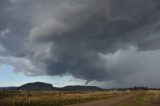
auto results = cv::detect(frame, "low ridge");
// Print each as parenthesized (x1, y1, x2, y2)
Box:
(0, 82, 104, 91)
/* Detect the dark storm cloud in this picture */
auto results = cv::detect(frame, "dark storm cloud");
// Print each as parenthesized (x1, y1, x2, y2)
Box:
(1, 0, 160, 87)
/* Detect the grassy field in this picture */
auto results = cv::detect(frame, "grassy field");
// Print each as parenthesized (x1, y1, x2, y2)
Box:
(0, 91, 160, 106)
(0, 91, 127, 106)
(116, 91, 160, 106)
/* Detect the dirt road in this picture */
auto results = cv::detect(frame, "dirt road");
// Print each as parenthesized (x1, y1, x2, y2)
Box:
(67, 93, 136, 106)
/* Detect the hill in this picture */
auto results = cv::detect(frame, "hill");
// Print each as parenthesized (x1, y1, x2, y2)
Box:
(19, 82, 55, 91)
(60, 85, 104, 91)
(0, 82, 104, 91)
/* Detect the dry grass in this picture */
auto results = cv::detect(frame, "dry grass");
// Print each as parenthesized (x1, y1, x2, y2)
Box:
(117, 91, 160, 106)
(0, 91, 126, 106)
(2, 91, 160, 106)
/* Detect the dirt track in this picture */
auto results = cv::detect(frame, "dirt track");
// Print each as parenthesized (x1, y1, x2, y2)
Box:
(67, 93, 135, 106)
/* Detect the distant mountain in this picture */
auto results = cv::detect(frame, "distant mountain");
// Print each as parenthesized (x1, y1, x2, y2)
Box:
(0, 82, 105, 91)
(0, 87, 18, 91)
(60, 85, 104, 91)
(19, 82, 55, 91)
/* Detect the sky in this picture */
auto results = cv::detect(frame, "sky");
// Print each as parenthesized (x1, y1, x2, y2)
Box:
(0, 64, 86, 87)
(0, 0, 160, 88)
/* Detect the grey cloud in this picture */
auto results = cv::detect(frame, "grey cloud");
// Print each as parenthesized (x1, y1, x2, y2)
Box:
(0, 28, 10, 39)
(0, 56, 41, 76)
(1, 0, 160, 87)
(89, 46, 160, 88)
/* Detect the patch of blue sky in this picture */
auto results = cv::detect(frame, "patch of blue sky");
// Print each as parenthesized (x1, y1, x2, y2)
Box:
(0, 64, 85, 87)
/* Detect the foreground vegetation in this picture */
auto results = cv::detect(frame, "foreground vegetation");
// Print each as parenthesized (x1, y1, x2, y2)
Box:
(117, 91, 160, 106)
(0, 91, 126, 106)
(1, 90, 160, 106)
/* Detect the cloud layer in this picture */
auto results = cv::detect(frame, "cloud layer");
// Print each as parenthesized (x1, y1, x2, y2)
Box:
(1, 0, 160, 87)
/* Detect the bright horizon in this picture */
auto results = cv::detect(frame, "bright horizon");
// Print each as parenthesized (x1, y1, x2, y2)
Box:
(0, 64, 87, 87)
